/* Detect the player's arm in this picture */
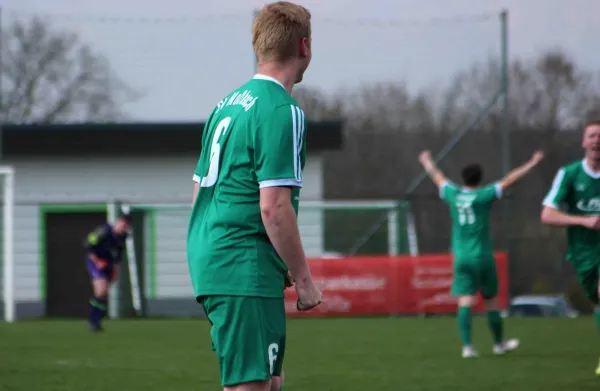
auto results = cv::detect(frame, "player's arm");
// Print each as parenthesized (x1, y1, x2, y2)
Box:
(192, 182, 199, 204)
(260, 187, 310, 281)
(255, 105, 312, 284)
(540, 168, 599, 228)
(541, 206, 594, 227)
(497, 150, 544, 192)
(418, 150, 448, 188)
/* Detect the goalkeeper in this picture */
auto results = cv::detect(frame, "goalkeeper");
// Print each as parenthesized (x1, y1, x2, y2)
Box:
(85, 213, 131, 332)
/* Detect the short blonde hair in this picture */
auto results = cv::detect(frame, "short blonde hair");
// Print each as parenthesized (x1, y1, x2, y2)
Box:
(252, 1, 311, 64)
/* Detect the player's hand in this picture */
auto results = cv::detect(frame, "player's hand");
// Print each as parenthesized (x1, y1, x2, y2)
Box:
(530, 150, 544, 164)
(581, 215, 600, 230)
(94, 259, 109, 270)
(295, 278, 322, 311)
(285, 271, 294, 289)
(419, 150, 432, 165)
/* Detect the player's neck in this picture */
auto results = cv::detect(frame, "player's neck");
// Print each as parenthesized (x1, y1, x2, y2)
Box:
(585, 156, 600, 173)
(256, 63, 296, 94)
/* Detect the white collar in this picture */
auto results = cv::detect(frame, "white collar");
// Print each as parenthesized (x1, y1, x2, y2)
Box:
(253, 74, 285, 90)
(582, 159, 600, 179)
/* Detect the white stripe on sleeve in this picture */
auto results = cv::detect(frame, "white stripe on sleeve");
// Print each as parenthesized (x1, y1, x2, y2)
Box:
(542, 168, 566, 209)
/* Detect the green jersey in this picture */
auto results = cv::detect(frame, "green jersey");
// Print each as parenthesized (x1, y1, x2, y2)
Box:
(543, 160, 600, 267)
(440, 181, 502, 261)
(187, 74, 307, 299)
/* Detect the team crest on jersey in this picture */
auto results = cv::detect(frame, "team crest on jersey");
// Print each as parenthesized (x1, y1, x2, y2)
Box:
(577, 198, 600, 212)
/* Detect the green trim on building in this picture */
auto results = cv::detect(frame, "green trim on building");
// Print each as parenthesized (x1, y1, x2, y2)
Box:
(148, 210, 157, 299)
(38, 204, 108, 300)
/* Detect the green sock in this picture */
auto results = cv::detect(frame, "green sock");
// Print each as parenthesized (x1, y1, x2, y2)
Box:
(457, 306, 472, 346)
(487, 310, 504, 344)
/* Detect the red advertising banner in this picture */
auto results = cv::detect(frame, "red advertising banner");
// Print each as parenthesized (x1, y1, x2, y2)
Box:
(284, 252, 508, 317)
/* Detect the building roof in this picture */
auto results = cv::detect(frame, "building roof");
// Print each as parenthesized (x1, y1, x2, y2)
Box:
(2, 121, 343, 156)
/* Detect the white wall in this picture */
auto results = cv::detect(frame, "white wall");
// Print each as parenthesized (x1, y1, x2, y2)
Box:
(4, 155, 324, 304)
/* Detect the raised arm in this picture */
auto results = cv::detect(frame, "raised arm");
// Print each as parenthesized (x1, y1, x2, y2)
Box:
(498, 151, 544, 191)
(419, 150, 448, 188)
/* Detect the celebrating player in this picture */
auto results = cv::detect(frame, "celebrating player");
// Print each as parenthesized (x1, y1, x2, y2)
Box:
(419, 149, 543, 358)
(186, 2, 322, 391)
(541, 120, 600, 375)
(85, 213, 131, 332)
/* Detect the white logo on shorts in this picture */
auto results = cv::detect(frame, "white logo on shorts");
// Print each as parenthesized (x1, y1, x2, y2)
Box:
(268, 343, 279, 375)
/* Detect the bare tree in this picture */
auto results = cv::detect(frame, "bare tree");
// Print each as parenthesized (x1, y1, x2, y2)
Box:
(342, 83, 438, 133)
(442, 49, 600, 132)
(295, 83, 438, 133)
(0, 16, 138, 123)
(292, 86, 343, 121)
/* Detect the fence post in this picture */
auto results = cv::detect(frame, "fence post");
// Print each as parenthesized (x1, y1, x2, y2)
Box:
(106, 201, 120, 319)
(387, 207, 399, 256)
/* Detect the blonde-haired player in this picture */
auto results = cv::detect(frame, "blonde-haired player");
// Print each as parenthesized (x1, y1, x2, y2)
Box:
(187, 2, 321, 391)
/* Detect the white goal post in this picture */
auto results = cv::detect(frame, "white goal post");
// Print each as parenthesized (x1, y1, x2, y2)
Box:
(106, 201, 143, 318)
(1, 166, 15, 323)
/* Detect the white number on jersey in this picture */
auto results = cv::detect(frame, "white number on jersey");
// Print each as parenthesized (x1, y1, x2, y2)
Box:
(199, 117, 232, 188)
(268, 343, 279, 375)
(456, 201, 475, 226)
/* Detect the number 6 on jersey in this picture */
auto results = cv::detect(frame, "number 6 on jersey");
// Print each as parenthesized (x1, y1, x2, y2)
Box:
(200, 117, 232, 188)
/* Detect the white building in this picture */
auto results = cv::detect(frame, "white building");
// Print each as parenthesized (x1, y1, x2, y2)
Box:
(1, 122, 342, 320)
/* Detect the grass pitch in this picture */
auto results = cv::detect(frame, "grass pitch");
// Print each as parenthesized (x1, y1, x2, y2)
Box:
(0, 317, 598, 390)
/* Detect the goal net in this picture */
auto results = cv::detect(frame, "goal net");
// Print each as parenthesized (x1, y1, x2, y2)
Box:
(114, 200, 413, 318)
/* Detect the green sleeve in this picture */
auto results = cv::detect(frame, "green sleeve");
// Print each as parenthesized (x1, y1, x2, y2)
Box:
(440, 181, 457, 203)
(476, 183, 502, 204)
(254, 104, 306, 188)
(192, 158, 203, 183)
(193, 112, 215, 183)
(542, 168, 569, 209)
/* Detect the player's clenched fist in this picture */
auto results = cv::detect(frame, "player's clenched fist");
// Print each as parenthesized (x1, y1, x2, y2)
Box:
(295, 278, 322, 311)
(582, 215, 600, 230)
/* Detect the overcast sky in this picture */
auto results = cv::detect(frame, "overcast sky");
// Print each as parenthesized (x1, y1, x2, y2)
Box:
(3, 0, 600, 121)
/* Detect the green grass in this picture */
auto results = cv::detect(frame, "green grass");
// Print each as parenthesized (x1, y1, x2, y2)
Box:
(1, 317, 599, 390)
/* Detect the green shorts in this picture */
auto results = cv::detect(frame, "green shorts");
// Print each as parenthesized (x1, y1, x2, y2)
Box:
(200, 295, 286, 387)
(451, 258, 498, 298)
(574, 263, 600, 304)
